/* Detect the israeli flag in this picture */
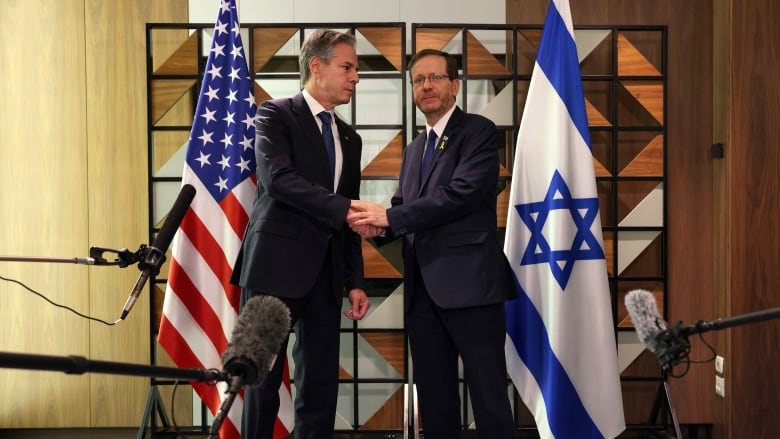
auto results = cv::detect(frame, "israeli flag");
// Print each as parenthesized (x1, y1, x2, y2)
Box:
(504, 1, 626, 437)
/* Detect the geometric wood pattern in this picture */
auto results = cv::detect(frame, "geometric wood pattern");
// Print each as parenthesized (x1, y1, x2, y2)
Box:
(594, 156, 611, 177)
(252, 27, 298, 73)
(621, 81, 664, 125)
(359, 386, 405, 430)
(414, 27, 460, 51)
(465, 31, 509, 75)
(362, 240, 402, 279)
(151, 79, 196, 123)
(252, 82, 273, 107)
(617, 33, 662, 77)
(619, 134, 664, 177)
(517, 29, 543, 51)
(154, 32, 199, 75)
(358, 27, 404, 72)
(586, 98, 611, 126)
(362, 132, 403, 177)
(360, 333, 406, 376)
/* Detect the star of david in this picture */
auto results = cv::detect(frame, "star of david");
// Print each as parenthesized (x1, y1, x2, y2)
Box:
(514, 170, 605, 290)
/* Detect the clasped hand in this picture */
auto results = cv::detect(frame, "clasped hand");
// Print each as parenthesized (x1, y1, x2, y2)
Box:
(347, 200, 387, 238)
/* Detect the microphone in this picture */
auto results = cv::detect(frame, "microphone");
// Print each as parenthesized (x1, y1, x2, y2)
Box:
(210, 295, 292, 437)
(624, 289, 668, 352)
(120, 184, 196, 321)
(625, 289, 690, 373)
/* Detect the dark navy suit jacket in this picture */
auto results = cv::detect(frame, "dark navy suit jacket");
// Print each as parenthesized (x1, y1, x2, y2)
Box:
(231, 92, 365, 303)
(379, 106, 518, 310)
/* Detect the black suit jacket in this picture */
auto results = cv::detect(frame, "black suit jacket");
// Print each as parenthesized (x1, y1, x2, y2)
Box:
(380, 107, 518, 310)
(231, 93, 365, 302)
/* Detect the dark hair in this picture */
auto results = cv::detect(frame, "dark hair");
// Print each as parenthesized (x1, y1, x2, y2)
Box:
(408, 48, 459, 80)
(300, 29, 357, 86)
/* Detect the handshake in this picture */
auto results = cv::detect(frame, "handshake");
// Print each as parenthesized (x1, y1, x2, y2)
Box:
(347, 200, 388, 239)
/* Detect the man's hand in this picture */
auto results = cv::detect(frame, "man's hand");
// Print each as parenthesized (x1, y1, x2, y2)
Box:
(344, 288, 370, 320)
(350, 222, 384, 239)
(348, 200, 390, 228)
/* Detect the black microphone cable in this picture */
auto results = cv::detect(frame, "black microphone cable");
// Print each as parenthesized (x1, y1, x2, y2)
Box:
(0, 274, 118, 326)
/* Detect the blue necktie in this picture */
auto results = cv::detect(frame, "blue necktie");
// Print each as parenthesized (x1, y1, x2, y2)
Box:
(317, 111, 336, 176)
(421, 129, 437, 178)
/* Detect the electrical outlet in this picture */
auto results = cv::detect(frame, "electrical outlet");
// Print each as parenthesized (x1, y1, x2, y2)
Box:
(715, 355, 724, 375)
(715, 376, 725, 397)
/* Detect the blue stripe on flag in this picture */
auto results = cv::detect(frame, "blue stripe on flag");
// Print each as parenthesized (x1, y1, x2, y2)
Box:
(506, 279, 602, 437)
(535, 2, 592, 149)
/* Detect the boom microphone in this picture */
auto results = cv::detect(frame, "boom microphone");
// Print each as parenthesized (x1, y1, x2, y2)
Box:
(624, 289, 668, 352)
(120, 184, 196, 321)
(210, 295, 292, 437)
(625, 289, 692, 373)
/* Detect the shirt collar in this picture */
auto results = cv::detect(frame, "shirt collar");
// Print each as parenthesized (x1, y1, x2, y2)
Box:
(427, 104, 457, 138)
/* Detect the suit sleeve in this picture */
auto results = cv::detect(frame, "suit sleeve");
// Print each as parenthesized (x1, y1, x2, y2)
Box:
(386, 116, 499, 235)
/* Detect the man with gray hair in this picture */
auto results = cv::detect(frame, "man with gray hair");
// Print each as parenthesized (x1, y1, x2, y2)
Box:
(231, 29, 370, 438)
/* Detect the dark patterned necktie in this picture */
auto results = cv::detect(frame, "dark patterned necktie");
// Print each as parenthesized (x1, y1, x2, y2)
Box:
(317, 111, 336, 175)
(421, 129, 437, 178)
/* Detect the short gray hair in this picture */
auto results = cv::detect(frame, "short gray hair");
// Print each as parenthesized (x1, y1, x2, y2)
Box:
(299, 29, 357, 86)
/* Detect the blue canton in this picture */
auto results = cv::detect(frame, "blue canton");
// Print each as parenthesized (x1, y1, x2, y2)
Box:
(187, 0, 256, 202)
(514, 170, 605, 290)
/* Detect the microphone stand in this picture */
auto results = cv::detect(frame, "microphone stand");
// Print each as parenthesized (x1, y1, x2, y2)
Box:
(651, 306, 780, 438)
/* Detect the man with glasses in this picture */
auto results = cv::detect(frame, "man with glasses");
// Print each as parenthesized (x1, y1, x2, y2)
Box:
(349, 48, 517, 439)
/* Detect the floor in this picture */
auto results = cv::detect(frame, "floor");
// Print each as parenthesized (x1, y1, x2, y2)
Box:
(0, 426, 710, 439)
(0, 428, 522, 439)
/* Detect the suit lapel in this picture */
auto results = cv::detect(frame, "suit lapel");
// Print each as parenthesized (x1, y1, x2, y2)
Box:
(417, 108, 465, 194)
(407, 132, 426, 197)
(291, 93, 335, 190)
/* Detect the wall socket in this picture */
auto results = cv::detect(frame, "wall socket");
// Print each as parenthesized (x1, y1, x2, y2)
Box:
(715, 375, 725, 397)
(715, 355, 724, 375)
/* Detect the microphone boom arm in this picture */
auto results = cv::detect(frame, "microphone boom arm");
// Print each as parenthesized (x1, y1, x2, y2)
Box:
(658, 306, 780, 374)
(685, 306, 780, 335)
(0, 351, 226, 383)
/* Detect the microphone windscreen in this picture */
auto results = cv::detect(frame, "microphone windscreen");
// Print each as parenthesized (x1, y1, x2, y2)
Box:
(624, 289, 668, 352)
(222, 295, 291, 386)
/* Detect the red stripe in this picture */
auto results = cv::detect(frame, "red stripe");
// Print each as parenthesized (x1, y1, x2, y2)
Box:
(273, 419, 290, 438)
(166, 257, 230, 354)
(159, 317, 241, 439)
(179, 208, 241, 313)
(220, 190, 250, 241)
(158, 315, 205, 369)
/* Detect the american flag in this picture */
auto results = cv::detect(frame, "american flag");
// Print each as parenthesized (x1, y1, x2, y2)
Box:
(157, 0, 293, 438)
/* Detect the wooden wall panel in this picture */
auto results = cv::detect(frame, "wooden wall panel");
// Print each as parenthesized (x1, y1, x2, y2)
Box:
(722, 0, 780, 437)
(0, 0, 187, 429)
(0, 0, 91, 428)
(711, 1, 731, 437)
(84, 0, 189, 427)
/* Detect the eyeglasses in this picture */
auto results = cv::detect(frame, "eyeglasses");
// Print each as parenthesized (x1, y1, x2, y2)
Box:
(411, 73, 450, 88)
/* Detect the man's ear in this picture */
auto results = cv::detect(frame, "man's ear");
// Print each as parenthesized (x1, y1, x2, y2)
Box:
(309, 57, 321, 76)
